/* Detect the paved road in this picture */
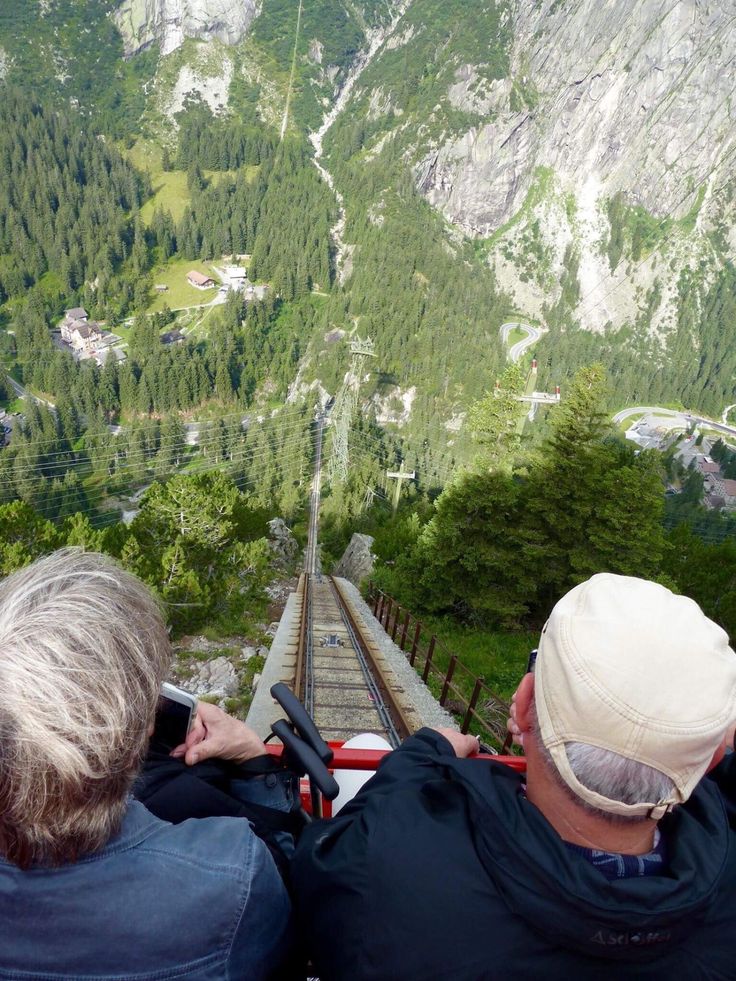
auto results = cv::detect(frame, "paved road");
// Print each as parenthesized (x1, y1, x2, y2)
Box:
(6, 376, 55, 409)
(613, 405, 736, 441)
(499, 322, 541, 363)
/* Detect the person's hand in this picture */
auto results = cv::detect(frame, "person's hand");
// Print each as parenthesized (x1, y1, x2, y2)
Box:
(507, 687, 524, 749)
(170, 701, 268, 766)
(434, 727, 480, 758)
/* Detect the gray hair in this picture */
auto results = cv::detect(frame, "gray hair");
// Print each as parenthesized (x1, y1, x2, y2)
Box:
(532, 707, 676, 823)
(0, 549, 172, 867)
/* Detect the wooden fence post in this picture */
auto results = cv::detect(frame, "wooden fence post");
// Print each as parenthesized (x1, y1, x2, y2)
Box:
(422, 636, 437, 682)
(373, 592, 381, 617)
(409, 622, 422, 665)
(461, 679, 483, 733)
(440, 655, 457, 706)
(383, 598, 393, 631)
(399, 611, 411, 650)
(391, 606, 401, 642)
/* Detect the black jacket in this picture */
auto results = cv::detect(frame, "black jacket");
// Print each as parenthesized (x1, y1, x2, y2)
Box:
(292, 729, 736, 980)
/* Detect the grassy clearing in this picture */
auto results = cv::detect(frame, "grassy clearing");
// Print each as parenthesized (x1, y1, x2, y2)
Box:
(506, 327, 525, 347)
(142, 171, 190, 223)
(126, 142, 191, 223)
(420, 616, 536, 702)
(146, 257, 220, 312)
(127, 141, 260, 224)
(1, 397, 25, 414)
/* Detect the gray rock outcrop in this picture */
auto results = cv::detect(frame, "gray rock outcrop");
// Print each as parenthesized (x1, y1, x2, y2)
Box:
(267, 518, 299, 567)
(408, 0, 736, 334)
(114, 0, 260, 56)
(334, 533, 376, 586)
(188, 656, 239, 698)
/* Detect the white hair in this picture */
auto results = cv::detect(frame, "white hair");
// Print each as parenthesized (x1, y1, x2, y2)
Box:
(0, 549, 172, 867)
(563, 742, 676, 816)
(532, 707, 676, 823)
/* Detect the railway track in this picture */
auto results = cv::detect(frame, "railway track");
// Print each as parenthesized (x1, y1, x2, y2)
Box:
(293, 573, 417, 747)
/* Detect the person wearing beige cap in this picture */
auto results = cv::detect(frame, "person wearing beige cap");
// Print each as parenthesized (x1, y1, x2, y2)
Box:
(293, 574, 736, 980)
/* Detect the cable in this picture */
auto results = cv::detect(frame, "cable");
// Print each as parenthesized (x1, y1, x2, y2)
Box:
(0, 428, 320, 523)
(0, 410, 314, 469)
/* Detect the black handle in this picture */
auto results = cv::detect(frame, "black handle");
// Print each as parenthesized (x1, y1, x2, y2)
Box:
(271, 719, 340, 801)
(270, 683, 334, 765)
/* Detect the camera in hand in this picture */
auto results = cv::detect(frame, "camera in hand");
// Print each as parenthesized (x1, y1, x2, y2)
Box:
(151, 683, 197, 754)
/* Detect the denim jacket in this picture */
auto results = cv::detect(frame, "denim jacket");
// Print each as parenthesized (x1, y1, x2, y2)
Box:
(0, 799, 292, 980)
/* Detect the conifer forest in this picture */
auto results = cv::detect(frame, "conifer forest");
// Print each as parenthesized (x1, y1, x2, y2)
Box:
(0, 0, 735, 661)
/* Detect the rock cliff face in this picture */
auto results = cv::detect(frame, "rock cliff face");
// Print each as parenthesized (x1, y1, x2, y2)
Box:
(114, 0, 260, 56)
(413, 0, 736, 332)
(423, 0, 736, 233)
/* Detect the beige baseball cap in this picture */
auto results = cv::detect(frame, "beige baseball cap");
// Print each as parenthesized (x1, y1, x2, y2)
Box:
(535, 574, 736, 819)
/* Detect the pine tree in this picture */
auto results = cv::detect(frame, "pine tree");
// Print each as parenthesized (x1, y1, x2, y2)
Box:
(467, 363, 527, 470)
(526, 364, 666, 605)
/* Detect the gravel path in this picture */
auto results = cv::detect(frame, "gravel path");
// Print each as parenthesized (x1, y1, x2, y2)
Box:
(336, 578, 457, 731)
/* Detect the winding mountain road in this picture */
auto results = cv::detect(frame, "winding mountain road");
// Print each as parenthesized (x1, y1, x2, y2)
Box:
(499, 322, 541, 362)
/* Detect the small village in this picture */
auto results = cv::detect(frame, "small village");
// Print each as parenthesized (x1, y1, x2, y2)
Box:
(625, 411, 736, 511)
(54, 263, 266, 366)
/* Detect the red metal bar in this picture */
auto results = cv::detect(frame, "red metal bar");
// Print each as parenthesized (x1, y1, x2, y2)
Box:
(399, 610, 411, 650)
(461, 678, 483, 733)
(422, 635, 436, 682)
(440, 655, 457, 706)
(409, 621, 422, 665)
(267, 742, 526, 773)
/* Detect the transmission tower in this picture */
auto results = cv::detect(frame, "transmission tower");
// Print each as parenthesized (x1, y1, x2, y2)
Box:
(327, 336, 376, 483)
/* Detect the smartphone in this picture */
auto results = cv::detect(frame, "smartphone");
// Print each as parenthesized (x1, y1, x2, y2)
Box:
(151, 682, 197, 754)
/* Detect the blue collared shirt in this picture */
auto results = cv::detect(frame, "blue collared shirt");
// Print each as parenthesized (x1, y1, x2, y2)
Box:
(0, 799, 292, 979)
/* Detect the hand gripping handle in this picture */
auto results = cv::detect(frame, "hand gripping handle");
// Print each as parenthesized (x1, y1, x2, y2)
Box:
(270, 682, 334, 765)
(271, 719, 340, 801)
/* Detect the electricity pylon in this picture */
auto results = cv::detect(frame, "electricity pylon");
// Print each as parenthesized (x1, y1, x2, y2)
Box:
(327, 336, 376, 483)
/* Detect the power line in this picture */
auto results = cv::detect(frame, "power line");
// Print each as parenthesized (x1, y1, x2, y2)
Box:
(0, 429, 321, 524)
(0, 409, 313, 468)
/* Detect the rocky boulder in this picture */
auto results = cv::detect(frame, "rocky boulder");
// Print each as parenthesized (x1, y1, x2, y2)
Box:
(188, 656, 239, 698)
(333, 533, 376, 587)
(268, 518, 299, 566)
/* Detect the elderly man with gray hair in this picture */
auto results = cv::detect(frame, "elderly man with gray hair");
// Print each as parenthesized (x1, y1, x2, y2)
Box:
(0, 549, 292, 979)
(293, 573, 736, 980)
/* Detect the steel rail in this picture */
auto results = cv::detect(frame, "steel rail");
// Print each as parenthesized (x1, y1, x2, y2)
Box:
(304, 575, 315, 718)
(329, 575, 413, 745)
(293, 573, 308, 701)
(330, 579, 402, 748)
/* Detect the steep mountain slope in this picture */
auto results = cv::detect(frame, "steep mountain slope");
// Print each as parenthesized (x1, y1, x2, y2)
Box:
(115, 0, 403, 131)
(2, 0, 735, 419)
(321, 0, 736, 414)
(418, 0, 736, 330)
(0, 0, 157, 137)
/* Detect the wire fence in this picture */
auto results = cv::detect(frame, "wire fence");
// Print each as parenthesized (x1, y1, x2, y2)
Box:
(368, 587, 511, 751)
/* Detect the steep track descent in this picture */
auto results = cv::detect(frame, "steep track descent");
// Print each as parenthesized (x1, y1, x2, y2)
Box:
(294, 573, 415, 747)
